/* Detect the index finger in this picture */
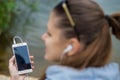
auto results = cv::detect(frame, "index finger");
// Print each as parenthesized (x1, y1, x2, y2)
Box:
(9, 56, 15, 67)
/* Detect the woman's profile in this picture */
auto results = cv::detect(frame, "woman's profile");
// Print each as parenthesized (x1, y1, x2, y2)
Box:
(9, 0, 120, 80)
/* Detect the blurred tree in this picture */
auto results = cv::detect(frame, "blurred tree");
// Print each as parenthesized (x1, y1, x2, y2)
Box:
(0, 0, 15, 35)
(0, 0, 15, 75)
(0, 0, 40, 75)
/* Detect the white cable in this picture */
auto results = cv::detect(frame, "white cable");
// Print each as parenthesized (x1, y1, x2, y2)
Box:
(13, 36, 23, 44)
(60, 52, 65, 64)
(25, 74, 28, 80)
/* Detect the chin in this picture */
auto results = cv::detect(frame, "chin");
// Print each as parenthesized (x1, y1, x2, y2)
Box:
(44, 55, 52, 61)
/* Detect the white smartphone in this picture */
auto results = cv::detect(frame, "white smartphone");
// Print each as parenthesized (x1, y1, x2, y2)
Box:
(12, 42, 32, 74)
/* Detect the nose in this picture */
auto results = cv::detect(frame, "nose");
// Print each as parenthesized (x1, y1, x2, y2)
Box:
(41, 32, 47, 41)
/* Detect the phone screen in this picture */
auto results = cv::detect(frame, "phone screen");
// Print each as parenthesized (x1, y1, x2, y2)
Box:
(13, 45, 31, 71)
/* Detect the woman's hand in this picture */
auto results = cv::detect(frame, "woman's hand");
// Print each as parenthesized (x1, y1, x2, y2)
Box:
(9, 56, 34, 80)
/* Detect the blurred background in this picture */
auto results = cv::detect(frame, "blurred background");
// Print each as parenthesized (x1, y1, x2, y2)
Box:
(0, 0, 120, 78)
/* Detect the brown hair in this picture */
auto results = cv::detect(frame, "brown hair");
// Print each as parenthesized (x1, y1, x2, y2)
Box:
(39, 0, 120, 80)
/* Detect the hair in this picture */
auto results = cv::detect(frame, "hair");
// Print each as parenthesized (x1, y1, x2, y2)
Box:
(39, 0, 120, 80)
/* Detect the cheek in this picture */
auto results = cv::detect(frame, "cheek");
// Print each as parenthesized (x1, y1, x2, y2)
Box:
(44, 40, 65, 61)
(45, 45, 62, 61)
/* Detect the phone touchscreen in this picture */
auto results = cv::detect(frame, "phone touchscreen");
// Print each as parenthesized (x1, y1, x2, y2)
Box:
(13, 45, 31, 71)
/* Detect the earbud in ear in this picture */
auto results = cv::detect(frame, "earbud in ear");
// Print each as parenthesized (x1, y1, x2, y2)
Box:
(63, 45, 73, 53)
(60, 45, 73, 62)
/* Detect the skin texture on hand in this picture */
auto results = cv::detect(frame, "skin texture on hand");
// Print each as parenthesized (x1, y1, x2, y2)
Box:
(9, 56, 34, 80)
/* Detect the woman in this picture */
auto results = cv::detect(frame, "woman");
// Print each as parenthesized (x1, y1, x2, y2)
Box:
(9, 0, 120, 80)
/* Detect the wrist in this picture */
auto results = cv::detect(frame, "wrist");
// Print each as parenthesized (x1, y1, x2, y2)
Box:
(10, 76, 19, 80)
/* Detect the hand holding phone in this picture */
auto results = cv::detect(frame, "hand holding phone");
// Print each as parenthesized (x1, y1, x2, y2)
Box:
(12, 41, 33, 74)
(9, 55, 34, 80)
(9, 56, 26, 80)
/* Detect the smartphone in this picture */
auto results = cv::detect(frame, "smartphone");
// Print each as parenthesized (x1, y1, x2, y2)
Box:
(12, 42, 32, 74)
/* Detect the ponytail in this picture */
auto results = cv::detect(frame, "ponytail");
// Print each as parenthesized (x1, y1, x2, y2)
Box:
(107, 12, 120, 39)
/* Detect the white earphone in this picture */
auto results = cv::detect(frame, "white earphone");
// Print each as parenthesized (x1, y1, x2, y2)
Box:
(60, 44, 73, 63)
(63, 44, 73, 54)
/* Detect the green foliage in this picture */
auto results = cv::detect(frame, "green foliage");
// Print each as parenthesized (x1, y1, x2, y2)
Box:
(0, 0, 15, 34)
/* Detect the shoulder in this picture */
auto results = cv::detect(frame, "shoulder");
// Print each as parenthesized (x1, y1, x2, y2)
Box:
(46, 65, 68, 75)
(45, 63, 120, 80)
(45, 65, 73, 80)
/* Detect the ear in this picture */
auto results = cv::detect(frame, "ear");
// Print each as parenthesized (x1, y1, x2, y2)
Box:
(67, 38, 84, 56)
